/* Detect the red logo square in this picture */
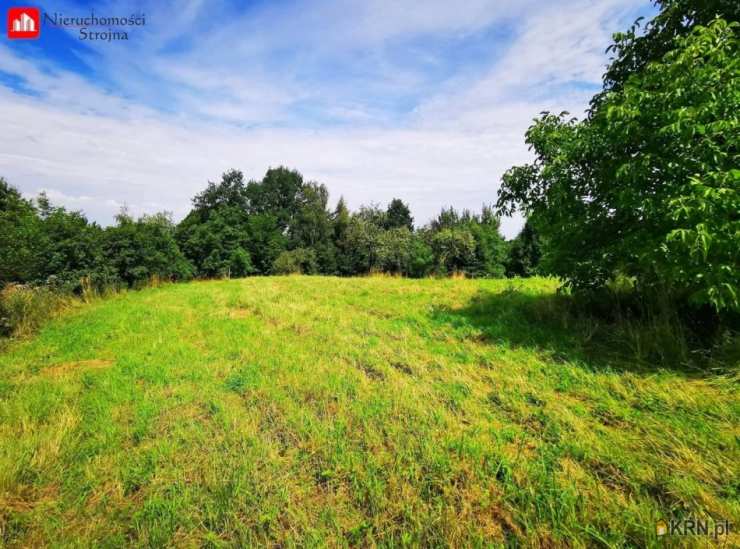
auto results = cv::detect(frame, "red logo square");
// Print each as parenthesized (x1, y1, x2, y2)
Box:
(7, 7, 40, 39)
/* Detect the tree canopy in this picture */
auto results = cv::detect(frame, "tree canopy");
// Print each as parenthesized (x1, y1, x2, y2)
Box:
(1, 167, 513, 291)
(497, 8, 738, 312)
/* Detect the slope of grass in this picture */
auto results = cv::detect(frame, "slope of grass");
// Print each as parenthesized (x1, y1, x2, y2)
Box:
(0, 276, 737, 547)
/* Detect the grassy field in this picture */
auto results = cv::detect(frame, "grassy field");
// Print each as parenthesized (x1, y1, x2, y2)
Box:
(0, 276, 737, 547)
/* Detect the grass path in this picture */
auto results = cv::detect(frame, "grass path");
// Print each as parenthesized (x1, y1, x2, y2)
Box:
(0, 277, 737, 547)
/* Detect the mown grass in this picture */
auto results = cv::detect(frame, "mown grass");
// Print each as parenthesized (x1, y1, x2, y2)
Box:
(0, 276, 737, 547)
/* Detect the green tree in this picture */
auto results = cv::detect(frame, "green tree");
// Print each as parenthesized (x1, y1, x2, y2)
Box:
(431, 228, 476, 275)
(177, 205, 252, 277)
(467, 206, 507, 278)
(289, 181, 335, 273)
(430, 207, 460, 231)
(427, 206, 507, 277)
(177, 170, 259, 277)
(244, 213, 287, 275)
(505, 220, 542, 278)
(105, 211, 192, 286)
(332, 197, 353, 275)
(342, 214, 383, 274)
(0, 179, 41, 284)
(247, 167, 304, 231)
(34, 199, 113, 290)
(498, 17, 739, 311)
(228, 248, 254, 278)
(272, 248, 318, 274)
(408, 235, 434, 278)
(376, 227, 414, 274)
(192, 169, 249, 213)
(385, 198, 414, 230)
(597, 0, 739, 106)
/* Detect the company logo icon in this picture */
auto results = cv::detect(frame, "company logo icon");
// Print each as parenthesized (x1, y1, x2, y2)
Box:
(7, 7, 40, 39)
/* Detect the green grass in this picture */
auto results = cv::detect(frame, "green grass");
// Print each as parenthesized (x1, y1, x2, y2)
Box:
(0, 276, 737, 547)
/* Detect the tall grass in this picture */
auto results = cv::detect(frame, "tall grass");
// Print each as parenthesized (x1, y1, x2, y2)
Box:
(1, 276, 134, 341)
(0, 284, 72, 339)
(2, 273, 735, 370)
(0, 276, 177, 341)
(467, 279, 737, 371)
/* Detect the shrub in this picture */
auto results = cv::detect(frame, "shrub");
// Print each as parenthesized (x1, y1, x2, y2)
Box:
(272, 248, 318, 274)
(0, 284, 70, 338)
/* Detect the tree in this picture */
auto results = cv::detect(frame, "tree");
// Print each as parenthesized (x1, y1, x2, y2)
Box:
(247, 167, 305, 231)
(0, 179, 42, 284)
(376, 227, 414, 275)
(38, 207, 109, 289)
(177, 204, 252, 277)
(431, 228, 476, 275)
(244, 214, 286, 274)
(430, 207, 460, 231)
(426, 206, 507, 277)
(355, 204, 387, 229)
(177, 170, 265, 277)
(497, 16, 739, 311)
(332, 197, 353, 275)
(228, 248, 254, 278)
(505, 220, 542, 278)
(289, 181, 335, 273)
(191, 169, 249, 214)
(105, 211, 192, 286)
(408, 235, 434, 278)
(467, 206, 507, 278)
(341, 214, 383, 274)
(385, 198, 413, 230)
(596, 0, 739, 107)
(272, 248, 318, 275)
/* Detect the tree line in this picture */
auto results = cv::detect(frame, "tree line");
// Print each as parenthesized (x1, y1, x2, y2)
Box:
(0, 169, 539, 292)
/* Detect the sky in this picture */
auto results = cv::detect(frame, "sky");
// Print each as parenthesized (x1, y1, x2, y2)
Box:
(0, 0, 656, 237)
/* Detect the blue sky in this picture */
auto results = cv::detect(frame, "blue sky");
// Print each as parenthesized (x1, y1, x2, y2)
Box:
(0, 0, 655, 236)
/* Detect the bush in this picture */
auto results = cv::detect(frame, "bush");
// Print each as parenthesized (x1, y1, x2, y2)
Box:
(272, 248, 318, 274)
(0, 284, 70, 338)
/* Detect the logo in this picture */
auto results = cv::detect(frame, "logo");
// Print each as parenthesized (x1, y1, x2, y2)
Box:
(656, 517, 732, 539)
(7, 7, 40, 39)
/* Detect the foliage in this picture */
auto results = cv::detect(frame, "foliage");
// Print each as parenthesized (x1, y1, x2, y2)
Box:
(339, 214, 383, 274)
(375, 227, 415, 275)
(0, 283, 70, 337)
(1, 161, 509, 290)
(597, 0, 739, 106)
(106, 211, 193, 286)
(176, 170, 255, 277)
(430, 228, 476, 275)
(505, 220, 542, 278)
(427, 206, 508, 277)
(272, 248, 318, 274)
(498, 18, 739, 312)
(385, 198, 414, 230)
(467, 207, 508, 278)
(0, 179, 41, 284)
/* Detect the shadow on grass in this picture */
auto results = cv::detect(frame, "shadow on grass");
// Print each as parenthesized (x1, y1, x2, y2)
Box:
(429, 286, 725, 377)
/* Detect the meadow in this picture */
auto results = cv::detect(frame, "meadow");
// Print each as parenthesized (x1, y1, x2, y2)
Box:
(0, 276, 737, 547)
